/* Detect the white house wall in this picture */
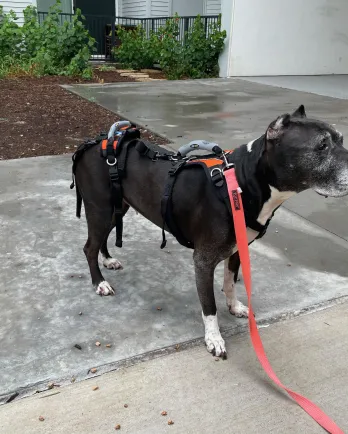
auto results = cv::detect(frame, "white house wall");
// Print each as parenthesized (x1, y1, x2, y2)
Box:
(172, 0, 202, 16)
(2, 0, 36, 24)
(204, 0, 221, 15)
(121, 0, 147, 17)
(221, 0, 348, 76)
(150, 0, 170, 17)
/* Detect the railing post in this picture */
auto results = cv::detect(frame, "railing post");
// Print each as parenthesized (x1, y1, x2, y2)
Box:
(111, 17, 116, 62)
(184, 17, 189, 44)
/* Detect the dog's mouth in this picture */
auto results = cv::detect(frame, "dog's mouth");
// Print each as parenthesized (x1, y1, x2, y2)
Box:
(314, 188, 348, 198)
(315, 191, 329, 198)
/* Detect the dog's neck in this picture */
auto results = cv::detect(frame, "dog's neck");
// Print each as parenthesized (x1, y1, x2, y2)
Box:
(231, 135, 296, 227)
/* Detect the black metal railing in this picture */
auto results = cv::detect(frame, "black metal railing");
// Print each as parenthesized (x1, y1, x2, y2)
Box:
(37, 13, 220, 60)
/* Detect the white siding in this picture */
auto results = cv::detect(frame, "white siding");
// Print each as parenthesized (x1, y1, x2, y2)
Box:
(151, 0, 170, 17)
(1, 0, 36, 24)
(204, 0, 221, 15)
(172, 0, 202, 16)
(121, 0, 147, 17)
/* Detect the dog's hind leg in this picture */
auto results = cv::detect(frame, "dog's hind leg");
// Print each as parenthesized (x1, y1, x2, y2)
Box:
(194, 250, 227, 359)
(223, 253, 249, 318)
(99, 202, 130, 270)
(84, 204, 115, 296)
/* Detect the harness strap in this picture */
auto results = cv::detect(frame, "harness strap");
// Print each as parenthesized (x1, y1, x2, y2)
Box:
(160, 161, 194, 249)
(225, 168, 344, 434)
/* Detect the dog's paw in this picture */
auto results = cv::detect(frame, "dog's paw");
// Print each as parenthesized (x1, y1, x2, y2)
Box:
(96, 281, 115, 296)
(228, 300, 249, 318)
(102, 257, 123, 270)
(202, 313, 227, 359)
(205, 334, 227, 359)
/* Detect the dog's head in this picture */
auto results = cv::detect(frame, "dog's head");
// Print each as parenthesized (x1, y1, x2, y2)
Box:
(264, 105, 348, 197)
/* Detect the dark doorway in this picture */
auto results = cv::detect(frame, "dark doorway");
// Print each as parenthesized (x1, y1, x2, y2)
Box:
(74, 0, 115, 15)
(74, 0, 115, 57)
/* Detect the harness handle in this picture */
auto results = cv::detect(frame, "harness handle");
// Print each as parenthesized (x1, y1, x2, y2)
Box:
(177, 140, 223, 157)
(108, 121, 132, 139)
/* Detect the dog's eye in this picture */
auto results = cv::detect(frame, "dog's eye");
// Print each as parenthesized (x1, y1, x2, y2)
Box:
(318, 142, 328, 151)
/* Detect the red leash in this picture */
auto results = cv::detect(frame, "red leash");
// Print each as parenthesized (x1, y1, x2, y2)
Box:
(225, 168, 344, 434)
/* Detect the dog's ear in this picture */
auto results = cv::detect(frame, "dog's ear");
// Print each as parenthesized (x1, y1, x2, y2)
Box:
(292, 105, 307, 118)
(266, 114, 291, 141)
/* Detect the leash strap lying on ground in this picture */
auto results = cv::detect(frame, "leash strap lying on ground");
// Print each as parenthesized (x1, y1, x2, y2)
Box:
(224, 167, 344, 434)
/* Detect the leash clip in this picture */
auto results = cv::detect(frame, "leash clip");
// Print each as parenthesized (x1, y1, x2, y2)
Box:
(222, 151, 234, 171)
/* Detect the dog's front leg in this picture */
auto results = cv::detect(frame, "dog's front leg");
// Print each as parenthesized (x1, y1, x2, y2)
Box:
(223, 253, 249, 318)
(194, 251, 227, 359)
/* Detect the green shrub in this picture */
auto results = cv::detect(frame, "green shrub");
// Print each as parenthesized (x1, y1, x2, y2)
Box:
(115, 25, 160, 70)
(156, 16, 186, 80)
(183, 15, 226, 79)
(0, 1, 95, 78)
(0, 6, 22, 57)
(114, 14, 226, 80)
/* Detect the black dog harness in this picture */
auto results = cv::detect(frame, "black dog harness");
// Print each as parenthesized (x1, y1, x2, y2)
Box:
(71, 122, 273, 250)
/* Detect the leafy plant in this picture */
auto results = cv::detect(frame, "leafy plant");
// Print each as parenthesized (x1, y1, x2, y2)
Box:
(114, 25, 160, 69)
(183, 15, 226, 79)
(156, 15, 185, 80)
(0, 1, 95, 78)
(0, 6, 22, 58)
(114, 14, 226, 80)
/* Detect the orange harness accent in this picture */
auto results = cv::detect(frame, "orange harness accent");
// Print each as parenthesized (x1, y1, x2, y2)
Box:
(225, 167, 344, 434)
(101, 138, 119, 153)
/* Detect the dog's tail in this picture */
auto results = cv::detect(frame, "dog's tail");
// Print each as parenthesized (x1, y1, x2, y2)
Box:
(70, 139, 100, 219)
(75, 185, 82, 219)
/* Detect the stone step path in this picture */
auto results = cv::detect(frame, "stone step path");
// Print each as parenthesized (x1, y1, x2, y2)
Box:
(116, 69, 165, 82)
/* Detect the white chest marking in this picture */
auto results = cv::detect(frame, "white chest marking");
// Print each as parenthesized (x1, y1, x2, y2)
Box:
(232, 187, 295, 254)
(247, 139, 255, 153)
(257, 186, 295, 226)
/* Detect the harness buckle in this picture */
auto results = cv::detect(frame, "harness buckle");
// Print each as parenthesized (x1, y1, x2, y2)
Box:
(211, 167, 225, 188)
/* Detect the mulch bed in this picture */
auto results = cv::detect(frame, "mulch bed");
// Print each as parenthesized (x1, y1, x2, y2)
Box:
(0, 69, 169, 160)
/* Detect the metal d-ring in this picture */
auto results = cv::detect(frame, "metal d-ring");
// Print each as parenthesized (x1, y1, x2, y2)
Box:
(211, 167, 223, 178)
(106, 159, 117, 166)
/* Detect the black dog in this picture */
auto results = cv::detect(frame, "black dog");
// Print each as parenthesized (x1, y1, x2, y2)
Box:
(74, 105, 348, 358)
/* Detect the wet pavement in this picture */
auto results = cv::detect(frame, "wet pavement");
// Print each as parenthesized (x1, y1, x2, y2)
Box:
(1, 78, 348, 403)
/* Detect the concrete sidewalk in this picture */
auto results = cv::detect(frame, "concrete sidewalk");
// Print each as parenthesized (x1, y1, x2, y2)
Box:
(2, 155, 348, 403)
(1, 302, 347, 434)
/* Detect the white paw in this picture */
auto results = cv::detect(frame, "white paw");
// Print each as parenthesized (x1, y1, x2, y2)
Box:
(202, 313, 227, 359)
(229, 300, 249, 318)
(96, 281, 115, 296)
(102, 256, 123, 270)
